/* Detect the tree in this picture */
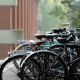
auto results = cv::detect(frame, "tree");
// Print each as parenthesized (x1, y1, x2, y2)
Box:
(61, 0, 80, 27)
(39, 0, 68, 32)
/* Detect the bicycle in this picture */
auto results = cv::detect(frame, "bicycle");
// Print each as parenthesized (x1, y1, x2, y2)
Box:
(8, 29, 68, 71)
(0, 30, 68, 80)
(20, 33, 80, 80)
(0, 40, 46, 80)
(0, 27, 79, 80)
(51, 35, 80, 80)
(8, 28, 68, 71)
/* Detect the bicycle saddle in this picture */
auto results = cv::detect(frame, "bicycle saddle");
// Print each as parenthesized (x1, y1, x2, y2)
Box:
(35, 34, 45, 39)
(34, 41, 44, 46)
(57, 35, 75, 44)
(52, 28, 66, 34)
(29, 40, 44, 46)
(57, 37, 67, 43)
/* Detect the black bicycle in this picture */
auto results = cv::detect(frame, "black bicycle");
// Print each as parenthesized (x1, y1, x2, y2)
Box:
(20, 33, 80, 80)
(0, 27, 79, 80)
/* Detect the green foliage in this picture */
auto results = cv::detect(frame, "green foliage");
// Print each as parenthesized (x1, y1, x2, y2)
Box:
(39, 0, 68, 32)
(61, 0, 80, 27)
(38, 0, 80, 32)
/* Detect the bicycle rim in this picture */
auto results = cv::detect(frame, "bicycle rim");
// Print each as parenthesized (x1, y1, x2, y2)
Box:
(10, 44, 29, 70)
(0, 55, 24, 80)
(21, 50, 67, 80)
(69, 58, 80, 80)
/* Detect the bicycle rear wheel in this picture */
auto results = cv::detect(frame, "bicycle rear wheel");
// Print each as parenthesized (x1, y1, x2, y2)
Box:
(21, 50, 67, 80)
(69, 58, 80, 80)
(49, 45, 78, 63)
(0, 54, 24, 80)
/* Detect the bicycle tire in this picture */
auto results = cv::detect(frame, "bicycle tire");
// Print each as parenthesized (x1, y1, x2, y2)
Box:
(48, 45, 64, 54)
(49, 45, 78, 62)
(0, 54, 24, 80)
(14, 43, 30, 51)
(20, 50, 67, 80)
(9, 43, 30, 70)
(68, 58, 80, 80)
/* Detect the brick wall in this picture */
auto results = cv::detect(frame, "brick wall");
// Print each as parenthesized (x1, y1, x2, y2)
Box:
(0, 0, 38, 59)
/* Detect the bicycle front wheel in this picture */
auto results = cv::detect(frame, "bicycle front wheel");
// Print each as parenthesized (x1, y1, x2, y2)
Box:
(21, 50, 67, 80)
(0, 54, 24, 80)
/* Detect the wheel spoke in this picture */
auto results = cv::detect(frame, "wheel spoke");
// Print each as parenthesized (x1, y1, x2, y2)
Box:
(23, 71, 34, 80)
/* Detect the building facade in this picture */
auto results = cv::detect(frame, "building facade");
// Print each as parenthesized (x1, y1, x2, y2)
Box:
(0, 0, 38, 59)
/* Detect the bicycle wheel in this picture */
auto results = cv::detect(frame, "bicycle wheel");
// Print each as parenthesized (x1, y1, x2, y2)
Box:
(49, 45, 78, 63)
(48, 45, 64, 54)
(9, 43, 30, 70)
(68, 58, 80, 80)
(21, 50, 67, 80)
(0, 54, 24, 80)
(10, 43, 30, 56)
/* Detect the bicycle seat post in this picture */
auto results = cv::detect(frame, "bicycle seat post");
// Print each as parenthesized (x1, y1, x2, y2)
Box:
(57, 37, 71, 67)
(64, 43, 71, 68)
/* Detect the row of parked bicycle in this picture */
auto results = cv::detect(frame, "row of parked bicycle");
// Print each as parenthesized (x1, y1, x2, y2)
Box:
(0, 26, 80, 80)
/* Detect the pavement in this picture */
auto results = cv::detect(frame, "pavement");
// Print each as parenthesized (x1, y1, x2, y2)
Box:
(0, 60, 3, 64)
(0, 60, 21, 80)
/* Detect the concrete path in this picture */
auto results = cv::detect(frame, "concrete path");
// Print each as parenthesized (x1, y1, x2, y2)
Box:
(0, 60, 3, 64)
(0, 60, 21, 80)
